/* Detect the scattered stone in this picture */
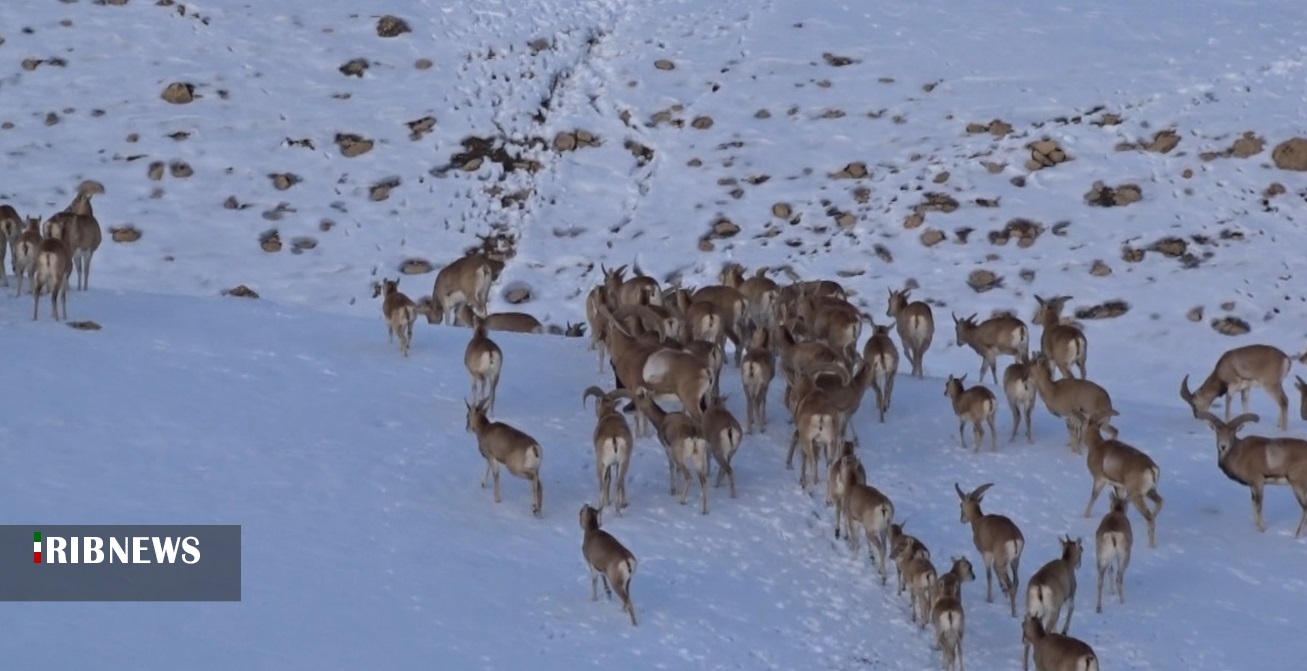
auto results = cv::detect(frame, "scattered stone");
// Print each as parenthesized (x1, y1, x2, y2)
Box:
(1211, 316, 1251, 336)
(161, 82, 195, 104)
(370, 177, 401, 201)
(407, 115, 436, 140)
(396, 258, 433, 275)
(920, 228, 946, 247)
(771, 202, 793, 219)
(1182, 168, 1194, 179)
(988, 218, 1044, 248)
(1027, 139, 1070, 170)
(1187, 306, 1204, 322)
(917, 192, 959, 213)
(966, 269, 1002, 293)
(261, 202, 294, 221)
(754, 109, 771, 119)
(1089, 260, 1112, 276)
(259, 230, 282, 253)
(835, 211, 856, 229)
(653, 59, 675, 71)
(1091, 112, 1123, 127)
(1150, 236, 1187, 258)
(1220, 301, 1236, 311)
(691, 115, 714, 130)
(376, 15, 410, 38)
(852, 186, 871, 204)
(983, 161, 1005, 174)
(873, 244, 893, 263)
(1084, 181, 1142, 207)
(223, 195, 243, 210)
(625, 140, 654, 165)
(109, 225, 141, 243)
(1229, 132, 1265, 158)
(502, 282, 532, 304)
(168, 160, 192, 178)
(1145, 129, 1180, 153)
(1272, 137, 1307, 171)
(67, 320, 102, 331)
(270, 173, 300, 190)
(414, 58, 433, 70)
(45, 112, 60, 126)
(335, 133, 374, 157)
(903, 211, 925, 229)
(148, 161, 165, 181)
(966, 119, 1012, 136)
(1265, 182, 1286, 198)
(831, 161, 868, 179)
(932, 171, 950, 184)
(339, 58, 369, 77)
(527, 38, 551, 54)
(319, 219, 335, 232)
(1019, 269, 1036, 283)
(1076, 300, 1130, 320)
(222, 285, 260, 299)
(710, 217, 740, 238)
(1121, 246, 1145, 263)
(290, 236, 318, 254)
(822, 52, 856, 67)
(167, 131, 190, 141)
(974, 197, 1000, 208)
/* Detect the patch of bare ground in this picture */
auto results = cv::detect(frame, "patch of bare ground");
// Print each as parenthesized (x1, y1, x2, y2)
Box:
(376, 15, 410, 38)
(1199, 131, 1265, 161)
(1118, 129, 1180, 153)
(1211, 315, 1250, 335)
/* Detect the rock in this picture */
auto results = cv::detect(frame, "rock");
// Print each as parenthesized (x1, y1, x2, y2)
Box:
(399, 258, 433, 275)
(853, 186, 871, 204)
(414, 58, 433, 70)
(920, 229, 946, 247)
(290, 236, 317, 254)
(259, 230, 281, 253)
(1084, 181, 1142, 207)
(1145, 129, 1180, 153)
(1121, 246, 1145, 263)
(335, 133, 374, 157)
(625, 140, 654, 165)
(222, 285, 260, 299)
(822, 52, 855, 67)
(1075, 300, 1130, 320)
(832, 161, 867, 179)
(169, 161, 192, 178)
(67, 320, 102, 331)
(161, 82, 194, 104)
(711, 217, 740, 238)
(918, 192, 959, 213)
(653, 59, 675, 71)
(1211, 316, 1251, 336)
(933, 171, 950, 184)
(503, 283, 532, 304)
(966, 269, 1002, 293)
(835, 212, 857, 229)
(1229, 132, 1265, 158)
(1089, 260, 1112, 276)
(1028, 139, 1070, 169)
(770, 202, 792, 219)
(148, 161, 165, 181)
(1187, 306, 1204, 322)
(407, 116, 437, 141)
(1151, 236, 1187, 258)
(553, 131, 578, 152)
(1272, 137, 1307, 171)
(339, 58, 369, 77)
(691, 116, 714, 130)
(223, 196, 242, 210)
(270, 173, 300, 190)
(376, 15, 410, 37)
(903, 211, 925, 229)
(109, 225, 142, 243)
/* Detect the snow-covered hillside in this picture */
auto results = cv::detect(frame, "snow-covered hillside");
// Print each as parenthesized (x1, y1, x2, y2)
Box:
(1, 0, 1305, 669)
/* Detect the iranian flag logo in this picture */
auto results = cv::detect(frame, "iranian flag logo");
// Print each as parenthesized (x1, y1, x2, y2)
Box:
(33, 532, 42, 564)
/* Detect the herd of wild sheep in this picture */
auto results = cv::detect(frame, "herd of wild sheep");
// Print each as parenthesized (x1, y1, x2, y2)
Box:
(9, 183, 1304, 668)
(0, 182, 104, 320)
(380, 248, 1307, 671)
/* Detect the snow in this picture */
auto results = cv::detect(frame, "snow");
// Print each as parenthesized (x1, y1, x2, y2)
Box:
(1, 0, 1305, 669)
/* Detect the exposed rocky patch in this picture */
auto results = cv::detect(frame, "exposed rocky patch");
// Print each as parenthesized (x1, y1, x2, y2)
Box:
(160, 82, 194, 104)
(1026, 139, 1070, 171)
(334, 133, 374, 157)
(966, 119, 1012, 136)
(966, 268, 1002, 292)
(1075, 300, 1130, 320)
(400, 258, 433, 275)
(376, 15, 410, 38)
(109, 224, 142, 242)
(222, 285, 260, 299)
(1084, 181, 1142, 207)
(259, 230, 281, 253)
(1211, 315, 1251, 336)
(1272, 137, 1307, 171)
(988, 218, 1044, 248)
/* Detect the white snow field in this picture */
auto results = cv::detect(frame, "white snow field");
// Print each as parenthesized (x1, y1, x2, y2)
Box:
(1, 0, 1306, 669)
